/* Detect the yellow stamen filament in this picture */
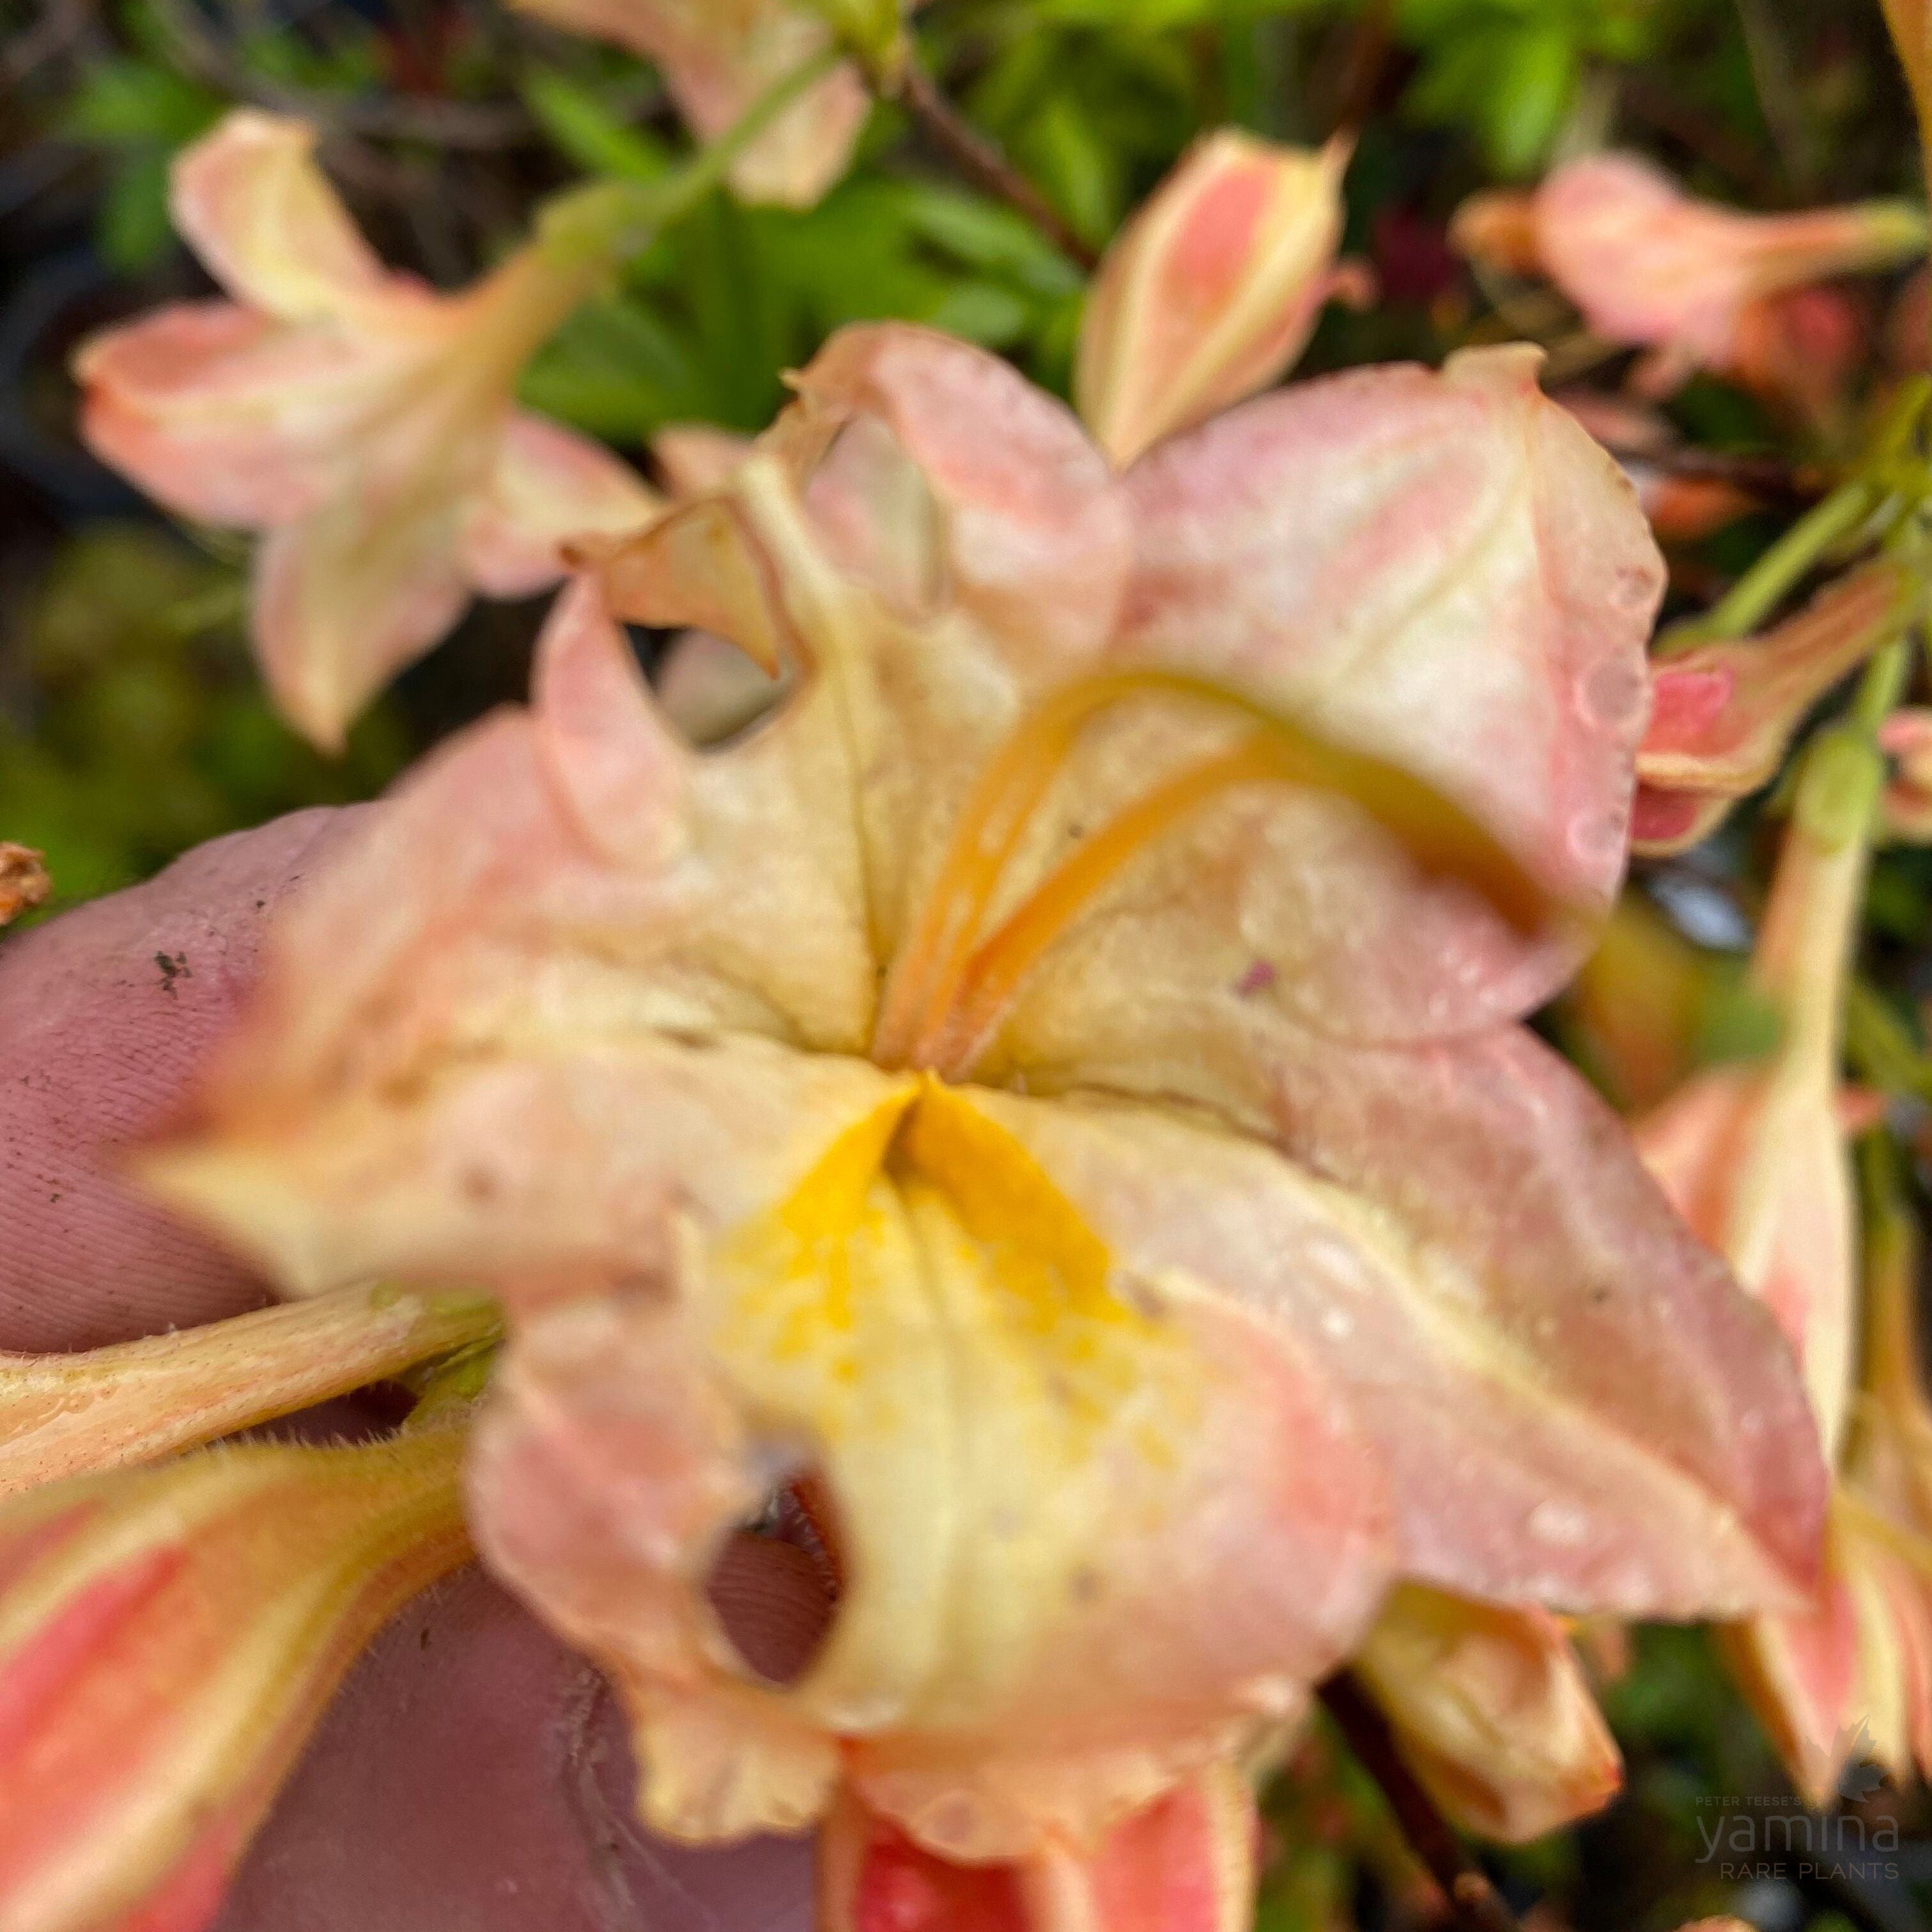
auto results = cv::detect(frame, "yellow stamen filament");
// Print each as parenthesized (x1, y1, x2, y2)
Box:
(872, 669, 1556, 1077)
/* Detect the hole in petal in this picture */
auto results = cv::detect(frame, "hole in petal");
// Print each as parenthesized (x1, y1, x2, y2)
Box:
(705, 1470, 841, 1688)
(651, 628, 789, 749)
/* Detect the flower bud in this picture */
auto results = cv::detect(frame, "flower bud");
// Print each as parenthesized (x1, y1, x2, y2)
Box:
(0, 1425, 470, 1932)
(1076, 131, 1356, 467)
(1634, 562, 1911, 856)
(1353, 1586, 1621, 1844)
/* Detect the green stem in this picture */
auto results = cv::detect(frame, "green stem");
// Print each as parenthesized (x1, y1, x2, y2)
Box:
(1851, 635, 1913, 738)
(1692, 479, 1879, 641)
(535, 45, 843, 268)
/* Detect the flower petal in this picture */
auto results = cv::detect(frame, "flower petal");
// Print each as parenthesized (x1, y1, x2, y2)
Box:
(253, 488, 473, 751)
(0, 1423, 470, 1931)
(0, 846, 49, 929)
(73, 302, 403, 529)
(963, 1043, 1823, 1618)
(780, 323, 1132, 671)
(461, 413, 660, 600)
(1354, 1584, 1621, 1843)
(821, 1766, 1256, 1932)
(169, 110, 391, 323)
(461, 1076, 1389, 1851)
(1531, 153, 1926, 375)
(1114, 346, 1663, 1040)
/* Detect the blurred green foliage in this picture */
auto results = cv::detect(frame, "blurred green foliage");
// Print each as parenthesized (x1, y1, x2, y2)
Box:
(0, 527, 403, 908)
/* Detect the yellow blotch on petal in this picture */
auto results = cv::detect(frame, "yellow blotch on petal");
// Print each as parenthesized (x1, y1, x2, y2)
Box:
(716, 1078, 1174, 1443)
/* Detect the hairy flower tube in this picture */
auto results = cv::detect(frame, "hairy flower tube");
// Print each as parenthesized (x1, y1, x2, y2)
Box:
(143, 322, 1826, 1923)
(73, 110, 660, 750)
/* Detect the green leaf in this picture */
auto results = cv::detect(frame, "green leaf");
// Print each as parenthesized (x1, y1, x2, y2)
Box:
(97, 150, 179, 272)
(1482, 22, 1579, 175)
(63, 58, 220, 143)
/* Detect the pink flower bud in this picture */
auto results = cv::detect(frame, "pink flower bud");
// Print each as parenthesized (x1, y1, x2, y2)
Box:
(1634, 562, 1912, 856)
(0, 1425, 470, 1932)
(1076, 132, 1356, 466)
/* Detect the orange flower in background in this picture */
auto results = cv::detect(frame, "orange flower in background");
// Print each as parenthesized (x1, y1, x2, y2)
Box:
(506, 0, 879, 207)
(73, 111, 660, 750)
(141, 320, 1827, 1925)
(1631, 562, 1911, 856)
(1453, 154, 1925, 405)
(1075, 132, 1366, 467)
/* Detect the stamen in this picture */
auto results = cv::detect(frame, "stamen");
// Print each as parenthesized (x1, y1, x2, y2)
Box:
(875, 669, 1556, 1078)
(917, 738, 1279, 1076)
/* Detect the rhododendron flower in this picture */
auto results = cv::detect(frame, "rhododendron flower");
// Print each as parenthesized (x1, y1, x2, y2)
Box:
(506, 0, 877, 207)
(1632, 563, 1911, 856)
(0, 1416, 472, 1931)
(1453, 155, 1925, 401)
(1354, 1586, 1621, 1843)
(1075, 132, 1366, 467)
(151, 323, 1824, 1922)
(0, 844, 49, 927)
(1880, 708, 1932, 839)
(1637, 718, 1915, 1802)
(73, 111, 660, 750)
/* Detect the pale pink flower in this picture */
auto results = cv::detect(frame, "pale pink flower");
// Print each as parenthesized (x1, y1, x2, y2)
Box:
(1075, 132, 1366, 467)
(1455, 155, 1924, 401)
(73, 111, 660, 750)
(148, 324, 1822, 1917)
(506, 0, 880, 208)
